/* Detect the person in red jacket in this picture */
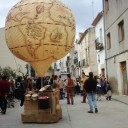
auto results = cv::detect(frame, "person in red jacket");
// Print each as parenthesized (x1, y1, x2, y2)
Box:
(0, 76, 10, 114)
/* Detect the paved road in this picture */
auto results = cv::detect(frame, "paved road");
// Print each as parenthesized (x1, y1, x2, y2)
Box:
(0, 96, 128, 128)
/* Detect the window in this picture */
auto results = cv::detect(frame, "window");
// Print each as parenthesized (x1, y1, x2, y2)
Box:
(118, 20, 124, 42)
(66, 61, 68, 67)
(85, 37, 86, 44)
(88, 47, 90, 64)
(67, 56, 70, 61)
(107, 32, 111, 49)
(99, 28, 102, 43)
(74, 57, 78, 64)
(79, 61, 80, 67)
(85, 48, 87, 60)
(98, 55, 100, 63)
(67, 67, 70, 73)
(105, 0, 109, 12)
(83, 59, 85, 66)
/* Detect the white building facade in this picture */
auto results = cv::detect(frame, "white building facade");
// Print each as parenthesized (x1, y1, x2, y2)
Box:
(53, 53, 70, 80)
(103, 0, 128, 94)
(0, 27, 27, 76)
(92, 11, 106, 77)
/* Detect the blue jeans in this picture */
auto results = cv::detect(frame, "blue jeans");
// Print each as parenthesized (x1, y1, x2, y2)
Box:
(87, 92, 97, 111)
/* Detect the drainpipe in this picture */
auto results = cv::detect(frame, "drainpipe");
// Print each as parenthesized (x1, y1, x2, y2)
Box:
(103, 0, 108, 80)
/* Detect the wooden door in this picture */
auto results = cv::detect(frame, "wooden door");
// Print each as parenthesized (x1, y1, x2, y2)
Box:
(120, 61, 128, 95)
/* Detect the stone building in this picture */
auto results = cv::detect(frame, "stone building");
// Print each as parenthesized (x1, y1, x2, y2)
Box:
(69, 43, 79, 79)
(103, 0, 128, 94)
(78, 27, 98, 76)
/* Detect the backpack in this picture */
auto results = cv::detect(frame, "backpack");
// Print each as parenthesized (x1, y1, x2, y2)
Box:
(16, 82, 21, 88)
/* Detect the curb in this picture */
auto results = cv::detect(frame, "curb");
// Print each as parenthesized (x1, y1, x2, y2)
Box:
(112, 98, 128, 105)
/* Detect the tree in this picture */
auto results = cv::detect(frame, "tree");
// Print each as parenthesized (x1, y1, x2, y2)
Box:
(0, 66, 2, 79)
(1, 66, 16, 78)
(25, 64, 35, 77)
(0, 66, 2, 76)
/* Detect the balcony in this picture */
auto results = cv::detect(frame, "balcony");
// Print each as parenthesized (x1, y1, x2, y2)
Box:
(74, 50, 77, 54)
(66, 61, 69, 67)
(67, 56, 70, 61)
(95, 37, 104, 51)
(74, 58, 78, 64)
(78, 59, 89, 67)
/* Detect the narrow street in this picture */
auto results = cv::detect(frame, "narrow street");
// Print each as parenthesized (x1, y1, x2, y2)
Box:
(0, 95, 128, 128)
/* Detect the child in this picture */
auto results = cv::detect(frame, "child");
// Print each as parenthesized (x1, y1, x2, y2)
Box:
(106, 82, 112, 100)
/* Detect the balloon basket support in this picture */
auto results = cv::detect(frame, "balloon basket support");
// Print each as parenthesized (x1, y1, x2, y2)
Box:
(21, 90, 62, 123)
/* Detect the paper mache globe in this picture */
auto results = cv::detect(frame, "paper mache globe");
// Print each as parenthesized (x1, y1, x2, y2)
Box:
(5, 0, 75, 77)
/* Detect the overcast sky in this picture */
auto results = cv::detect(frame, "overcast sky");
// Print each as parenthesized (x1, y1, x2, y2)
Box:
(0, 0, 102, 37)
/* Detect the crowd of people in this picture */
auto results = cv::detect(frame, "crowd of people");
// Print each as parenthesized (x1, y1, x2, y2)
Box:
(0, 72, 112, 114)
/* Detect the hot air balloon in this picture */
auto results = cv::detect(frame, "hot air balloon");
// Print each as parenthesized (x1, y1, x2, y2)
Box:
(5, 0, 75, 77)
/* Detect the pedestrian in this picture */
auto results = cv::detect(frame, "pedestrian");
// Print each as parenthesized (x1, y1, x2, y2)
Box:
(50, 75, 54, 87)
(80, 72, 87, 103)
(73, 79, 77, 95)
(84, 72, 98, 113)
(100, 75, 107, 94)
(14, 76, 27, 107)
(65, 74, 75, 105)
(7, 78, 15, 108)
(0, 75, 10, 114)
(31, 77, 36, 90)
(96, 79, 102, 101)
(59, 76, 64, 99)
(36, 77, 42, 90)
(27, 78, 33, 91)
(63, 79, 67, 98)
(53, 75, 60, 89)
(75, 78, 80, 95)
(106, 82, 112, 101)
(44, 76, 51, 86)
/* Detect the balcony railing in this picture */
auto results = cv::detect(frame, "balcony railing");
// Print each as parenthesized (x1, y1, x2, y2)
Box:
(78, 59, 89, 67)
(95, 37, 104, 51)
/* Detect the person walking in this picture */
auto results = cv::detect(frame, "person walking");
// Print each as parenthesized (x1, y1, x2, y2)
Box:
(53, 75, 60, 89)
(7, 78, 15, 108)
(106, 82, 112, 101)
(0, 76, 10, 114)
(14, 76, 27, 107)
(84, 72, 98, 113)
(80, 72, 87, 103)
(59, 75, 64, 99)
(66, 74, 75, 105)
(36, 77, 42, 90)
(75, 78, 80, 95)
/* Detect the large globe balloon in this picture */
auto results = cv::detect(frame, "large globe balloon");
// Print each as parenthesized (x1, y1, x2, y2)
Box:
(5, 0, 75, 77)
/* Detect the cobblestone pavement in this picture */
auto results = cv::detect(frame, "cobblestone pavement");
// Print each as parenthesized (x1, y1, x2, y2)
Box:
(0, 95, 128, 128)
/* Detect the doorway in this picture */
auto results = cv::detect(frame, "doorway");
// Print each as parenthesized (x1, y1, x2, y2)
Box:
(101, 68, 105, 77)
(120, 61, 128, 95)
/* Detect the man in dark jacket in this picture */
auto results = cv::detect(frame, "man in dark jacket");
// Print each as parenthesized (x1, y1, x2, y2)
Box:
(0, 76, 10, 114)
(84, 72, 98, 113)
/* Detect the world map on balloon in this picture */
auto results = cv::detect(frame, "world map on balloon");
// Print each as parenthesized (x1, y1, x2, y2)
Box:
(5, 0, 76, 77)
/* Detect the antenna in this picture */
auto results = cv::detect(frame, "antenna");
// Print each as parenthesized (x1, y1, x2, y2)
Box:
(92, 1, 94, 20)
